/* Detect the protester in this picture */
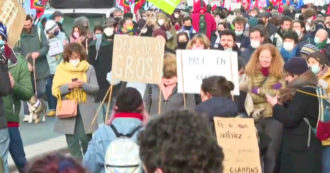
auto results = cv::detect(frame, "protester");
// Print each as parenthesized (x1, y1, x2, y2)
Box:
(292, 20, 311, 49)
(258, 12, 283, 50)
(241, 25, 266, 64)
(52, 43, 99, 159)
(144, 53, 195, 116)
(176, 31, 189, 49)
(277, 16, 293, 38)
(196, 76, 238, 125)
(313, 29, 330, 62)
(44, 20, 68, 117)
(300, 43, 320, 60)
(51, 11, 65, 33)
(138, 110, 224, 173)
(233, 16, 250, 51)
(74, 16, 92, 39)
(0, 22, 16, 173)
(103, 18, 117, 41)
(266, 58, 322, 173)
(70, 25, 89, 52)
(137, 19, 153, 37)
(280, 31, 300, 62)
(217, 30, 241, 55)
(245, 43, 285, 173)
(117, 17, 138, 35)
(179, 16, 196, 39)
(306, 52, 330, 93)
(27, 154, 87, 173)
(83, 87, 147, 173)
(186, 33, 210, 49)
(156, 12, 177, 51)
(2, 30, 33, 172)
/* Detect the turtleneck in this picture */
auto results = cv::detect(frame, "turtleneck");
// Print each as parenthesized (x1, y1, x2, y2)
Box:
(260, 67, 270, 77)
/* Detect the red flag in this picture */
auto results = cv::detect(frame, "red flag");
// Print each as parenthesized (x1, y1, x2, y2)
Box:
(254, 0, 259, 8)
(278, 2, 284, 13)
(134, 0, 145, 13)
(327, 3, 330, 15)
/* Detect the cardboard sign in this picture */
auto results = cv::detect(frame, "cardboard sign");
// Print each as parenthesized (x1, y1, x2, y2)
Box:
(48, 39, 64, 57)
(214, 117, 262, 173)
(112, 35, 165, 84)
(0, 0, 26, 48)
(147, 0, 181, 14)
(176, 50, 239, 95)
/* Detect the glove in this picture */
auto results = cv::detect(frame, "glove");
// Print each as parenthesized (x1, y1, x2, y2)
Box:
(252, 87, 259, 94)
(272, 83, 282, 90)
(251, 108, 265, 122)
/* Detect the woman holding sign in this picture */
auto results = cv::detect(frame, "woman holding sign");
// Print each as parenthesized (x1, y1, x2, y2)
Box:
(245, 43, 285, 173)
(144, 53, 195, 116)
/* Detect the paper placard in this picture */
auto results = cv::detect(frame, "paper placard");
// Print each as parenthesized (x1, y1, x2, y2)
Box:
(0, 0, 26, 48)
(112, 35, 165, 84)
(48, 39, 64, 57)
(147, 0, 181, 14)
(214, 117, 262, 173)
(176, 50, 239, 95)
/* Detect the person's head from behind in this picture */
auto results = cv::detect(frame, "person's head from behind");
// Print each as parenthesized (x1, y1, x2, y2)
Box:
(27, 154, 87, 173)
(162, 53, 177, 81)
(187, 33, 210, 50)
(138, 110, 224, 173)
(176, 31, 189, 49)
(62, 43, 87, 67)
(220, 30, 235, 50)
(200, 76, 234, 101)
(115, 87, 144, 114)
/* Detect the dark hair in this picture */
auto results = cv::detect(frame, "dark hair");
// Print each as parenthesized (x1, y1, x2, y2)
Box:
(233, 16, 247, 25)
(71, 25, 87, 37)
(93, 25, 103, 33)
(27, 154, 87, 173)
(293, 20, 305, 29)
(282, 31, 299, 44)
(26, 15, 34, 22)
(218, 22, 227, 29)
(176, 31, 189, 41)
(201, 76, 234, 99)
(219, 30, 236, 41)
(249, 25, 266, 37)
(280, 16, 293, 25)
(138, 110, 224, 173)
(182, 16, 192, 23)
(62, 43, 87, 62)
(115, 87, 143, 113)
(121, 17, 132, 27)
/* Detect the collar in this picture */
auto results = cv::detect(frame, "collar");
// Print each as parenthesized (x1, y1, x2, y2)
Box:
(113, 112, 143, 121)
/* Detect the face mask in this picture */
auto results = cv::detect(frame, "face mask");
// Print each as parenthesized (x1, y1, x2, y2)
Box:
(235, 30, 243, 36)
(0, 40, 5, 46)
(70, 59, 80, 67)
(283, 42, 294, 51)
(114, 17, 122, 22)
(294, 30, 301, 37)
(157, 19, 165, 26)
(73, 32, 80, 39)
(184, 26, 192, 30)
(59, 18, 64, 24)
(54, 30, 60, 36)
(177, 41, 188, 49)
(104, 27, 114, 37)
(250, 40, 260, 48)
(307, 18, 313, 23)
(192, 46, 203, 50)
(174, 13, 180, 18)
(126, 25, 134, 31)
(314, 37, 321, 44)
(95, 33, 102, 40)
(311, 65, 320, 74)
(174, 24, 181, 31)
(141, 28, 148, 34)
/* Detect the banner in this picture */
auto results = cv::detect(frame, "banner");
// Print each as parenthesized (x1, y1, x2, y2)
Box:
(147, 0, 180, 14)
(112, 35, 165, 84)
(176, 50, 239, 95)
(48, 0, 115, 8)
(214, 117, 262, 173)
(0, 0, 26, 48)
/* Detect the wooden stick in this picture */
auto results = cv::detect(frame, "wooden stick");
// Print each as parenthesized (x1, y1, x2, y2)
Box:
(105, 85, 113, 122)
(89, 86, 111, 131)
(180, 50, 187, 109)
(158, 86, 162, 115)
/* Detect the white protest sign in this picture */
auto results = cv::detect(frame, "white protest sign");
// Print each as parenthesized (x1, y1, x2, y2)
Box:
(176, 50, 239, 95)
(48, 39, 64, 57)
(214, 117, 262, 173)
(112, 35, 165, 84)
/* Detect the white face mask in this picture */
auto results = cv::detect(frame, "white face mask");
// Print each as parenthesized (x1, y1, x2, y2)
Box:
(104, 27, 114, 37)
(157, 19, 165, 26)
(294, 30, 301, 37)
(306, 25, 311, 31)
(235, 30, 243, 36)
(283, 42, 294, 51)
(174, 13, 180, 18)
(70, 59, 80, 67)
(250, 40, 260, 48)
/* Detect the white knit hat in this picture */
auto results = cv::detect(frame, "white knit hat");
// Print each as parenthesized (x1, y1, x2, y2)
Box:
(45, 20, 58, 34)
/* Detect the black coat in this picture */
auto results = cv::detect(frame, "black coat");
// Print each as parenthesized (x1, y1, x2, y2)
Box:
(0, 63, 11, 129)
(241, 46, 255, 64)
(273, 86, 322, 173)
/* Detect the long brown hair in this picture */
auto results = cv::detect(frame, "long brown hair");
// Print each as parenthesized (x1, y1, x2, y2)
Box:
(186, 33, 210, 49)
(245, 43, 284, 78)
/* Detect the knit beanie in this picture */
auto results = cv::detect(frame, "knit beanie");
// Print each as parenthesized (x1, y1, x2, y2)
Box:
(0, 23, 8, 41)
(284, 57, 309, 75)
(115, 87, 143, 113)
(307, 51, 327, 66)
(45, 20, 58, 34)
(300, 44, 319, 56)
(152, 29, 167, 41)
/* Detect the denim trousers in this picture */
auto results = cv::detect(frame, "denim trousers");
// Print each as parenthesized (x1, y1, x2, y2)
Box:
(8, 127, 27, 173)
(0, 128, 10, 173)
(45, 75, 57, 111)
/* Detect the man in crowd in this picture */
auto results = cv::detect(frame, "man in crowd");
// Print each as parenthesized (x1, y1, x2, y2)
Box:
(180, 16, 196, 39)
(218, 30, 241, 55)
(241, 26, 265, 64)
(233, 16, 250, 51)
(313, 29, 330, 63)
(277, 16, 293, 38)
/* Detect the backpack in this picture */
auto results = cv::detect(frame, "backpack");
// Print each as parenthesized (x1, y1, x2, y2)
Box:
(301, 86, 330, 146)
(104, 124, 142, 173)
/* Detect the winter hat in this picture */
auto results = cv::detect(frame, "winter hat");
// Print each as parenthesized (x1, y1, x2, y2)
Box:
(307, 51, 327, 66)
(52, 11, 63, 19)
(0, 23, 8, 41)
(152, 29, 167, 41)
(45, 20, 58, 34)
(284, 57, 309, 75)
(115, 87, 143, 113)
(300, 44, 319, 56)
(104, 18, 117, 27)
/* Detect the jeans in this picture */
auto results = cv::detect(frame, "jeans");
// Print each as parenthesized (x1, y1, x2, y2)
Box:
(323, 146, 330, 173)
(8, 127, 27, 173)
(0, 128, 10, 173)
(24, 79, 46, 114)
(46, 75, 57, 111)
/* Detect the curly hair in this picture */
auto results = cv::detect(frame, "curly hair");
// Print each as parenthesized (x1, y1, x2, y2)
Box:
(62, 43, 87, 63)
(245, 43, 284, 78)
(186, 33, 210, 49)
(138, 110, 224, 173)
(27, 154, 87, 173)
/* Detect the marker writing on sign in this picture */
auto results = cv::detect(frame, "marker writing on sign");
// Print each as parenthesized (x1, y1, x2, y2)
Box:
(229, 167, 259, 173)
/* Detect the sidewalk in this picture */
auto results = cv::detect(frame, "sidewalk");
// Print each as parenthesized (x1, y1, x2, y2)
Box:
(8, 136, 67, 172)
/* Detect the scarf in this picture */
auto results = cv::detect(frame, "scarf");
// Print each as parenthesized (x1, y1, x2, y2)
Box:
(158, 77, 178, 101)
(260, 67, 270, 77)
(280, 46, 298, 62)
(52, 60, 90, 108)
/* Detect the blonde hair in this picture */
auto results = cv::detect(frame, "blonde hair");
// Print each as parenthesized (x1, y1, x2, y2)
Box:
(163, 53, 177, 78)
(186, 33, 210, 49)
(245, 43, 284, 78)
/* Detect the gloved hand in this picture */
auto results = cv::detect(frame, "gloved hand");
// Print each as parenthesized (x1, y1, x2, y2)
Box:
(272, 83, 282, 90)
(251, 108, 265, 122)
(252, 87, 259, 94)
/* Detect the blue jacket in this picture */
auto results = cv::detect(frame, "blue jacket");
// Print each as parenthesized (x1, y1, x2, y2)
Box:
(83, 118, 143, 173)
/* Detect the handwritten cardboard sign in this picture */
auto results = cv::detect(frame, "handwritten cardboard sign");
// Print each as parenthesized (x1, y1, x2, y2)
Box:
(0, 0, 26, 48)
(176, 50, 239, 95)
(214, 117, 262, 173)
(112, 35, 165, 84)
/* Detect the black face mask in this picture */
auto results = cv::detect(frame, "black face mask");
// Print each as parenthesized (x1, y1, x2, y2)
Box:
(184, 26, 192, 30)
(114, 17, 122, 22)
(177, 41, 188, 49)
